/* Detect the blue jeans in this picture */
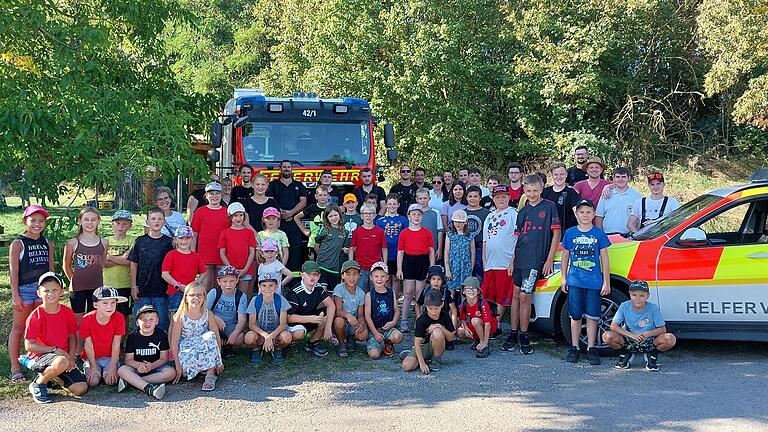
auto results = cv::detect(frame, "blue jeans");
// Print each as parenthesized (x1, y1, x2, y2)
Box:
(472, 245, 484, 283)
(357, 270, 372, 293)
(133, 296, 170, 331)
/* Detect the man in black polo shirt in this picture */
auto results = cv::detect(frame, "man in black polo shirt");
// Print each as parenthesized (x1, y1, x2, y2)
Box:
(389, 165, 418, 216)
(266, 160, 307, 271)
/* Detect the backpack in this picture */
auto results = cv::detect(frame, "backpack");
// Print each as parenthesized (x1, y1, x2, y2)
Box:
(640, 196, 669, 224)
(209, 287, 244, 312)
(461, 296, 499, 320)
(250, 293, 282, 316)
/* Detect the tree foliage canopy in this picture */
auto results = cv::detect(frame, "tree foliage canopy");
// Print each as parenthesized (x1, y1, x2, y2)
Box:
(2, 0, 766, 200)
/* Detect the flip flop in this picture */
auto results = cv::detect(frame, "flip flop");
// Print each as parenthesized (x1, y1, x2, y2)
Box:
(9, 370, 26, 383)
(201, 374, 217, 391)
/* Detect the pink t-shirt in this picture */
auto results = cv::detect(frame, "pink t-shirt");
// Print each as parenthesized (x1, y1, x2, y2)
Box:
(574, 179, 612, 208)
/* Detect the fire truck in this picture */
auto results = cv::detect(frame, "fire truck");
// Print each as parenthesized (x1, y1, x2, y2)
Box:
(209, 89, 396, 189)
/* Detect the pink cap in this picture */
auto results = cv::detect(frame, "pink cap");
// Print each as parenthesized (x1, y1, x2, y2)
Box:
(263, 207, 280, 218)
(23, 205, 49, 219)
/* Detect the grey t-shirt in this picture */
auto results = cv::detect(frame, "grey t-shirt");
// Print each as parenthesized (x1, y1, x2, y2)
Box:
(206, 289, 248, 335)
(246, 294, 290, 333)
(420, 207, 443, 253)
(332, 283, 366, 317)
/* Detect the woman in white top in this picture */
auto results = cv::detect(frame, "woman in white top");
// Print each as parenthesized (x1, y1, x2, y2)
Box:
(146, 186, 187, 237)
(428, 174, 446, 212)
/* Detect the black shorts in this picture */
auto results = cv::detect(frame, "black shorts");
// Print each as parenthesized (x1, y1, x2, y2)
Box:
(402, 254, 430, 281)
(512, 267, 542, 292)
(319, 268, 340, 293)
(70, 289, 95, 314)
(387, 260, 398, 276)
(32, 354, 86, 387)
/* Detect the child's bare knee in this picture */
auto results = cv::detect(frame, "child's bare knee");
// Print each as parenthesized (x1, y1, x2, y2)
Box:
(69, 382, 88, 396)
(368, 350, 381, 359)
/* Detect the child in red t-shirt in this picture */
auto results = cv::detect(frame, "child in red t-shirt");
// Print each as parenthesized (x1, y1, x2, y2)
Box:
(190, 182, 230, 289)
(396, 204, 435, 332)
(457, 276, 498, 359)
(80, 286, 128, 387)
(162, 226, 207, 314)
(349, 203, 387, 292)
(218, 202, 257, 298)
(23, 272, 87, 403)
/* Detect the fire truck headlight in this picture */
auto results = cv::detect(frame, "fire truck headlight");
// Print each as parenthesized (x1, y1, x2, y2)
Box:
(334, 104, 349, 114)
(268, 103, 284, 113)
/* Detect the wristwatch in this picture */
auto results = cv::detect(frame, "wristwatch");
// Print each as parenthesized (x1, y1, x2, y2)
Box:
(174, 283, 181, 291)
(49, 346, 56, 354)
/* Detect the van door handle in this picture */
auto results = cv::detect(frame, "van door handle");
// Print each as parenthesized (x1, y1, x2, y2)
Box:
(747, 253, 768, 259)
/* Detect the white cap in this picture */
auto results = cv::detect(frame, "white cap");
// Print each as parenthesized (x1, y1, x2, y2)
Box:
(227, 202, 246, 216)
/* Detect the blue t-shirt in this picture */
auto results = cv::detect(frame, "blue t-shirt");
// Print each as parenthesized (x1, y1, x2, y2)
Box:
(613, 300, 665, 333)
(562, 225, 611, 290)
(206, 289, 248, 335)
(376, 214, 408, 261)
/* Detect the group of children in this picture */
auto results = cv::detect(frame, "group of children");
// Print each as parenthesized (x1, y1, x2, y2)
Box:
(9, 162, 679, 401)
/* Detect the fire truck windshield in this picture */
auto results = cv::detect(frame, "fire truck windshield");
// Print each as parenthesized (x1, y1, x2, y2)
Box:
(241, 120, 371, 166)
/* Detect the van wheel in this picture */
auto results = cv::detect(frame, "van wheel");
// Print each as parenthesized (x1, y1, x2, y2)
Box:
(559, 288, 628, 356)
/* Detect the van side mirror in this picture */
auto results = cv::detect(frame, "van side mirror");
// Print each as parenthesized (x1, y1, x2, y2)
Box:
(678, 228, 708, 247)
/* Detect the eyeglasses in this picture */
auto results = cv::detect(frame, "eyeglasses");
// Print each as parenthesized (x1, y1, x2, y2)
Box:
(400, 169, 411, 173)
(186, 293, 204, 298)
(361, 212, 375, 215)
(508, 170, 521, 175)
(647, 173, 664, 181)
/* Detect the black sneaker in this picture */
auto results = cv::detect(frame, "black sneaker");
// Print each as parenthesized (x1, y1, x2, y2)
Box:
(222, 345, 234, 359)
(615, 351, 632, 369)
(346, 338, 357, 354)
(430, 355, 442, 372)
(445, 340, 455, 351)
(587, 347, 601, 365)
(470, 341, 479, 351)
(565, 346, 579, 363)
(519, 332, 534, 355)
(490, 327, 504, 340)
(147, 383, 166, 400)
(304, 341, 329, 357)
(645, 352, 659, 371)
(476, 346, 491, 358)
(29, 382, 52, 404)
(501, 331, 519, 351)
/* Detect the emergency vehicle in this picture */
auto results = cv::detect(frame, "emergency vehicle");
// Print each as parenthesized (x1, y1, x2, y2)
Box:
(533, 168, 768, 352)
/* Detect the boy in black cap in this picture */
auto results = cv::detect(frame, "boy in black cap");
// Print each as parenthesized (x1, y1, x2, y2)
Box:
(286, 261, 337, 357)
(560, 199, 611, 365)
(400, 290, 455, 374)
(603, 280, 676, 371)
(415, 265, 459, 350)
(117, 304, 174, 399)
(23, 272, 88, 403)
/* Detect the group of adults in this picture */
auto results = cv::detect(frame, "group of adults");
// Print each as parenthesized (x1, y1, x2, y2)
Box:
(181, 145, 680, 272)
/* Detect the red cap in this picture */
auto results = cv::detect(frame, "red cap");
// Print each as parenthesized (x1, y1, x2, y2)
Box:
(23, 205, 49, 219)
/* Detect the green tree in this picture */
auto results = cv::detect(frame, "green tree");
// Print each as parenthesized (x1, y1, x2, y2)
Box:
(0, 0, 205, 203)
(698, 0, 768, 128)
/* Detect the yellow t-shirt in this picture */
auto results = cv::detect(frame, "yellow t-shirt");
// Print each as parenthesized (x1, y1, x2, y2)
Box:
(103, 235, 136, 289)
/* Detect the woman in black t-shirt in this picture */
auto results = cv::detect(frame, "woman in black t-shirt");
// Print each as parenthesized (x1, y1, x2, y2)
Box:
(244, 174, 280, 232)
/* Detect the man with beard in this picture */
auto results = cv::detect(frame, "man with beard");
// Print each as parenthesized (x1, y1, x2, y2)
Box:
(267, 160, 307, 271)
(413, 168, 430, 190)
(231, 164, 255, 204)
(353, 167, 386, 214)
(566, 145, 590, 186)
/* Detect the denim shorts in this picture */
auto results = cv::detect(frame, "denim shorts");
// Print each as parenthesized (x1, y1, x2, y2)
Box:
(168, 292, 183, 312)
(366, 327, 399, 352)
(567, 286, 602, 320)
(18, 282, 41, 305)
(357, 270, 372, 293)
(84, 356, 120, 374)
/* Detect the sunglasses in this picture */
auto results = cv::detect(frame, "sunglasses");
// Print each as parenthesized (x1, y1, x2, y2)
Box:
(433, 180, 443, 184)
(647, 173, 664, 181)
(400, 169, 411, 173)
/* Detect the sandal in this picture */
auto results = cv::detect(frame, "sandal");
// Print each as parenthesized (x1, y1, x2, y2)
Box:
(9, 370, 26, 383)
(201, 374, 217, 391)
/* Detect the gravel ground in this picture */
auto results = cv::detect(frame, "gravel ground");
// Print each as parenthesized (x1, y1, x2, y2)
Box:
(1, 336, 767, 432)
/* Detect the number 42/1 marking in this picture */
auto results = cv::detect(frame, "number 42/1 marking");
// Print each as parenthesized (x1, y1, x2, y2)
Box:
(302, 110, 317, 117)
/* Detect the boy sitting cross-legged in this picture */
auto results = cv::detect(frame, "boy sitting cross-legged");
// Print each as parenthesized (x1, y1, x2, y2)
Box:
(286, 261, 337, 357)
(117, 304, 175, 400)
(364, 261, 403, 359)
(22, 272, 87, 403)
(244, 273, 292, 365)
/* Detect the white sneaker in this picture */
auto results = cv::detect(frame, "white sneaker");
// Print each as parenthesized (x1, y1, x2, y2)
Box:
(117, 378, 126, 393)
